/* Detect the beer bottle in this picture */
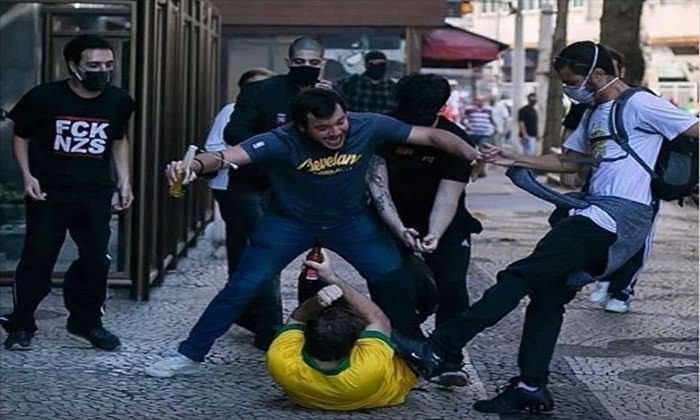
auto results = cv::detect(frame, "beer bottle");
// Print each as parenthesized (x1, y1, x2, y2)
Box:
(298, 240, 323, 302)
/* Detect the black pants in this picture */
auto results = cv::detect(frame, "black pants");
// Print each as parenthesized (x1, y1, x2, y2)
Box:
(431, 216, 615, 386)
(213, 184, 282, 346)
(424, 221, 472, 327)
(3, 199, 112, 333)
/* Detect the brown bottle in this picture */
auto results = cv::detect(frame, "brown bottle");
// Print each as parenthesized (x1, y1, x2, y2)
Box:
(298, 240, 324, 303)
(300, 240, 323, 281)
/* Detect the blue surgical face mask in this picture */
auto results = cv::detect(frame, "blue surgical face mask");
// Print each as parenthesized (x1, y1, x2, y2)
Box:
(562, 45, 599, 106)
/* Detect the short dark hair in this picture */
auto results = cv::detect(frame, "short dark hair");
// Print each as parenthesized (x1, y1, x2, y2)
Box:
(238, 68, 275, 87)
(607, 48, 625, 70)
(290, 88, 347, 128)
(553, 41, 616, 77)
(304, 302, 366, 362)
(396, 73, 451, 115)
(288, 37, 324, 58)
(63, 34, 113, 66)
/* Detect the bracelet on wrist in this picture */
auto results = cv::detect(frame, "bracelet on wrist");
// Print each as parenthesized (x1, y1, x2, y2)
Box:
(193, 158, 205, 175)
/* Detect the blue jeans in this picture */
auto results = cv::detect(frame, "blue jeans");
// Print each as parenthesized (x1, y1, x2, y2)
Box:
(178, 210, 403, 361)
(520, 135, 537, 156)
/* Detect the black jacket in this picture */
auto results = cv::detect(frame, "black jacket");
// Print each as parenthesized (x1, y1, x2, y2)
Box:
(223, 74, 300, 190)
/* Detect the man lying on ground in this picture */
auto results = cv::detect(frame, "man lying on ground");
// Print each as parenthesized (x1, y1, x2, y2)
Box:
(266, 249, 418, 411)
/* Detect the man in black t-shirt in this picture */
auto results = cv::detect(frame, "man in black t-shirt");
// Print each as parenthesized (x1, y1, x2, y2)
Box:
(1, 35, 135, 352)
(517, 93, 539, 156)
(368, 74, 482, 387)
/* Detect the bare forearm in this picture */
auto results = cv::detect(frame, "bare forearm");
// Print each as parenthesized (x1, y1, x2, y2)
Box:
(112, 138, 130, 185)
(427, 181, 464, 238)
(192, 145, 251, 175)
(367, 156, 405, 234)
(289, 295, 325, 323)
(511, 153, 581, 174)
(325, 273, 389, 326)
(12, 136, 32, 179)
(518, 122, 527, 136)
(429, 129, 479, 161)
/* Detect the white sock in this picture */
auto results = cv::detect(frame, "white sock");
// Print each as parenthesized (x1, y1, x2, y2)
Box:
(517, 381, 538, 392)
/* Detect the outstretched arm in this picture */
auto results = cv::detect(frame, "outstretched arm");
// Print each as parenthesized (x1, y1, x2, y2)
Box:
(164, 145, 252, 187)
(482, 143, 586, 174)
(406, 126, 481, 162)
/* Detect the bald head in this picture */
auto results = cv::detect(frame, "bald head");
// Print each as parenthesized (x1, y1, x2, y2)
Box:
(288, 37, 324, 59)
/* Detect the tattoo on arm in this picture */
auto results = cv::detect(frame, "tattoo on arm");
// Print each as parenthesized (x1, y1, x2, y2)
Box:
(367, 155, 403, 230)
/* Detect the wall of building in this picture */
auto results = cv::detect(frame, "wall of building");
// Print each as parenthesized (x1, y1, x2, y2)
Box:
(210, 0, 444, 26)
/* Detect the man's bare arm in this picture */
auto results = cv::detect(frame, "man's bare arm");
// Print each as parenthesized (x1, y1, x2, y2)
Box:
(366, 155, 419, 249)
(422, 179, 466, 252)
(483, 144, 586, 174)
(406, 126, 481, 162)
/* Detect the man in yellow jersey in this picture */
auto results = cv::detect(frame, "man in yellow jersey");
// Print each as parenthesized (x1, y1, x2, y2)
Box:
(266, 249, 418, 411)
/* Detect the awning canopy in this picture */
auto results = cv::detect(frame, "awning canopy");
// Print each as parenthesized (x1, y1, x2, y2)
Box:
(422, 24, 509, 68)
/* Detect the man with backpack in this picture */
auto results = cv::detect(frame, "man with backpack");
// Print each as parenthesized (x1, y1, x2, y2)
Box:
(560, 47, 660, 313)
(403, 41, 698, 415)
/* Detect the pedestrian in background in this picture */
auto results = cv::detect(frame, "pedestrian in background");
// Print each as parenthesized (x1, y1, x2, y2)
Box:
(517, 93, 539, 156)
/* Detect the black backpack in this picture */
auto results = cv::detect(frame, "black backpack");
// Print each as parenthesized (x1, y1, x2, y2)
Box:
(606, 88, 698, 204)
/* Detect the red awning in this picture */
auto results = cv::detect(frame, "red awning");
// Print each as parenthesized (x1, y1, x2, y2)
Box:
(422, 25, 509, 68)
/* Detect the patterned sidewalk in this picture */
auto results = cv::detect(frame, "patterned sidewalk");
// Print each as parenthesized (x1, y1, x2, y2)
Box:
(1, 168, 697, 419)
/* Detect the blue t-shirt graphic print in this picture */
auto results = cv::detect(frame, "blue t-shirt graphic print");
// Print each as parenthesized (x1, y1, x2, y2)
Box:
(240, 113, 412, 225)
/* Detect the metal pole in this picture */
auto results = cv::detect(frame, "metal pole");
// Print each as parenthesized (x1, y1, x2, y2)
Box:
(536, 1, 555, 143)
(510, 0, 525, 150)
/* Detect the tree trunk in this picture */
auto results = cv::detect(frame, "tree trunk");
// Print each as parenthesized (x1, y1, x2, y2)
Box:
(600, 0, 646, 85)
(542, 0, 568, 153)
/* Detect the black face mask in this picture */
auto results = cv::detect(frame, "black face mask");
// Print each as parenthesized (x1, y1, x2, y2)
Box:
(397, 110, 438, 127)
(74, 68, 113, 92)
(365, 63, 387, 81)
(288, 65, 320, 86)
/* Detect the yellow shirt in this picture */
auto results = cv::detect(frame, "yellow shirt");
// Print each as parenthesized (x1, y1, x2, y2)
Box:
(266, 324, 418, 411)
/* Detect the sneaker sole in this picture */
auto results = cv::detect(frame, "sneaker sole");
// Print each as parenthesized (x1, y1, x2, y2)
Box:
(67, 332, 122, 352)
(144, 366, 198, 378)
(5, 342, 32, 351)
(604, 308, 629, 314)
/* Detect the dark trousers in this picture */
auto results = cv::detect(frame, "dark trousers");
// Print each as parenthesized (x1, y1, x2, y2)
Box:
(212, 186, 282, 347)
(3, 199, 112, 333)
(431, 216, 615, 386)
(424, 221, 472, 327)
(178, 210, 404, 362)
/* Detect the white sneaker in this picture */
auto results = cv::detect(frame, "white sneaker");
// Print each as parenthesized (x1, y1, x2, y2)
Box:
(589, 282, 610, 304)
(604, 298, 631, 314)
(144, 354, 199, 378)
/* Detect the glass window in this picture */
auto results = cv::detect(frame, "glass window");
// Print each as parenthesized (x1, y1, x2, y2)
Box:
(481, 0, 497, 13)
(52, 14, 130, 32)
(570, 0, 585, 8)
(523, 0, 541, 10)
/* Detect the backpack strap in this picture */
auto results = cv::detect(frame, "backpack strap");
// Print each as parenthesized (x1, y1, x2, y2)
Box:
(609, 87, 660, 180)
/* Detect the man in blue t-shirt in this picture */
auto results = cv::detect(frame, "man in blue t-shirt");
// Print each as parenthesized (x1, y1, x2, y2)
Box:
(145, 89, 481, 378)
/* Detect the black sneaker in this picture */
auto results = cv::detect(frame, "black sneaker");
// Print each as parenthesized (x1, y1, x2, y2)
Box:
(473, 379, 554, 414)
(432, 361, 470, 387)
(68, 327, 122, 351)
(394, 336, 449, 381)
(4, 331, 34, 350)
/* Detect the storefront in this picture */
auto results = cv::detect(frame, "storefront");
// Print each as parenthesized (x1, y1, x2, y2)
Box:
(0, 0, 221, 300)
